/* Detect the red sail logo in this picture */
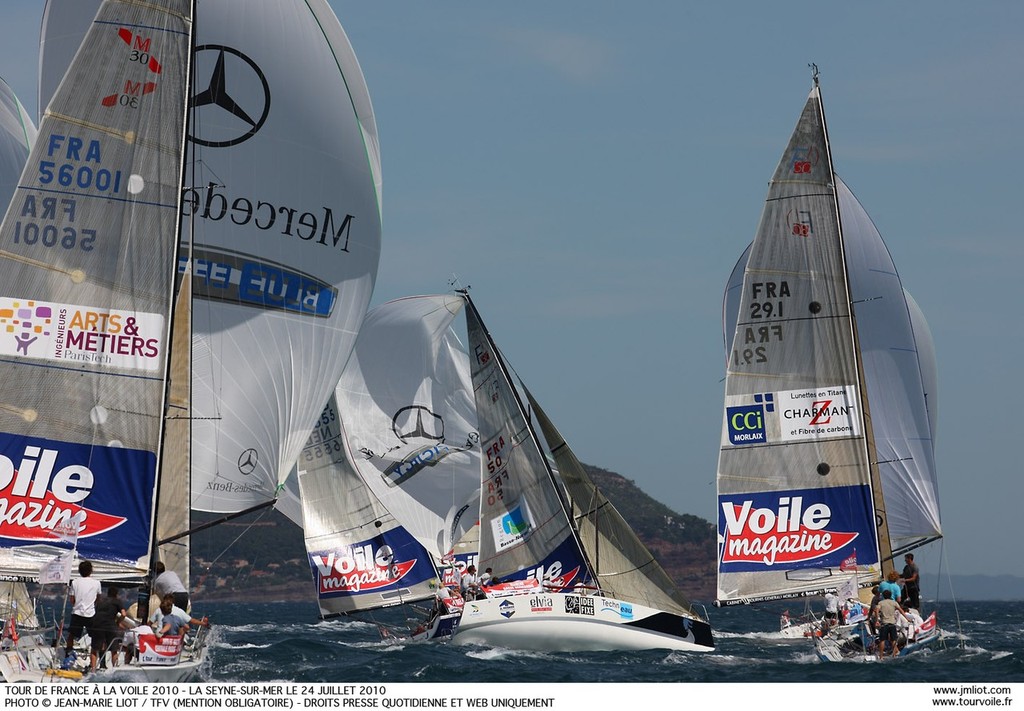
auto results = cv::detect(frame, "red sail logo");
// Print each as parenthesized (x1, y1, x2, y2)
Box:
(721, 497, 857, 566)
(102, 28, 161, 107)
(0, 487, 126, 541)
(316, 559, 417, 595)
(0, 446, 127, 541)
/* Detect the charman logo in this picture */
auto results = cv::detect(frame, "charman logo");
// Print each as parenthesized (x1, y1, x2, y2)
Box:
(784, 399, 851, 425)
(726, 393, 773, 445)
(310, 543, 416, 595)
(720, 494, 857, 567)
(777, 386, 861, 443)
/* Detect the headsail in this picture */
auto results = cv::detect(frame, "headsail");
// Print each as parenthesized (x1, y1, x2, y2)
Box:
(716, 84, 880, 605)
(525, 388, 700, 617)
(0, 0, 193, 578)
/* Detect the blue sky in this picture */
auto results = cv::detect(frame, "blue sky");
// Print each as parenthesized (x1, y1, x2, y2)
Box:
(2, 1, 1020, 582)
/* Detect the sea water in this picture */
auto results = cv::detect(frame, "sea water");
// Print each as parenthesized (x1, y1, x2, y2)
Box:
(100, 599, 1022, 684)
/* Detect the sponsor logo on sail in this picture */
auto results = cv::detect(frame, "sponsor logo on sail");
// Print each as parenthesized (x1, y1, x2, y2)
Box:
(182, 245, 339, 318)
(375, 406, 478, 487)
(490, 500, 533, 551)
(719, 492, 860, 568)
(726, 393, 773, 445)
(0, 437, 135, 542)
(777, 386, 861, 443)
(311, 543, 417, 596)
(0, 298, 164, 371)
(190, 46, 271, 148)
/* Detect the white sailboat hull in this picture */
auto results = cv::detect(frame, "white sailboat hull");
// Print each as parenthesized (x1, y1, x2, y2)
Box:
(452, 593, 714, 653)
(1, 632, 209, 684)
(813, 615, 942, 663)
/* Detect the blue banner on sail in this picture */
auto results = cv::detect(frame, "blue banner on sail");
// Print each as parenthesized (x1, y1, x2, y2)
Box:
(718, 484, 878, 573)
(0, 432, 155, 563)
(308, 527, 436, 601)
(181, 249, 337, 317)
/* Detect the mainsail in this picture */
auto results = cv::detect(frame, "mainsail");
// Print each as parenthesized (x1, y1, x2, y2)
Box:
(0, 0, 193, 579)
(716, 79, 942, 606)
(717, 81, 879, 605)
(464, 295, 590, 586)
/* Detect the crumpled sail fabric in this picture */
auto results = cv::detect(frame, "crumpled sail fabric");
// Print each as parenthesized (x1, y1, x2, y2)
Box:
(38, 0, 384, 515)
(334, 295, 481, 560)
(297, 394, 441, 618)
(0, 0, 193, 577)
(717, 85, 880, 605)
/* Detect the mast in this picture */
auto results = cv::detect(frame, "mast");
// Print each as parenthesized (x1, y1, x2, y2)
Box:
(457, 289, 596, 582)
(148, 0, 198, 606)
(814, 69, 894, 580)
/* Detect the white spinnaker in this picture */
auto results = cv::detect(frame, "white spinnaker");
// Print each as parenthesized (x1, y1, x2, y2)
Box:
(336, 295, 481, 559)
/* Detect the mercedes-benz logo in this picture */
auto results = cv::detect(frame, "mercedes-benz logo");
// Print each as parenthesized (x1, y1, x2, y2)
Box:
(237, 448, 258, 475)
(190, 45, 271, 148)
(392, 406, 445, 443)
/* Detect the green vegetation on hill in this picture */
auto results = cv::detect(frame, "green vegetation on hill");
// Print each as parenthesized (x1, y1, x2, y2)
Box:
(189, 464, 719, 602)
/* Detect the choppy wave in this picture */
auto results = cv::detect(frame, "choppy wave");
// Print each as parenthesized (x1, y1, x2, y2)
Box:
(192, 599, 1022, 683)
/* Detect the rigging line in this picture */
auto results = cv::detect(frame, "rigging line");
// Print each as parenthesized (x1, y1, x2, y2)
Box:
(194, 505, 275, 574)
(936, 539, 964, 649)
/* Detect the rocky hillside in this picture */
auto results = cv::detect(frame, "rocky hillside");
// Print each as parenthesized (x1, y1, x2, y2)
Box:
(189, 464, 719, 603)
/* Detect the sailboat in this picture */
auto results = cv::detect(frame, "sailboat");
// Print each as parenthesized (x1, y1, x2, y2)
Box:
(37, 0, 383, 523)
(331, 293, 716, 655)
(296, 394, 463, 641)
(297, 294, 482, 640)
(0, 0, 382, 681)
(0, 0, 204, 682)
(715, 70, 944, 661)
